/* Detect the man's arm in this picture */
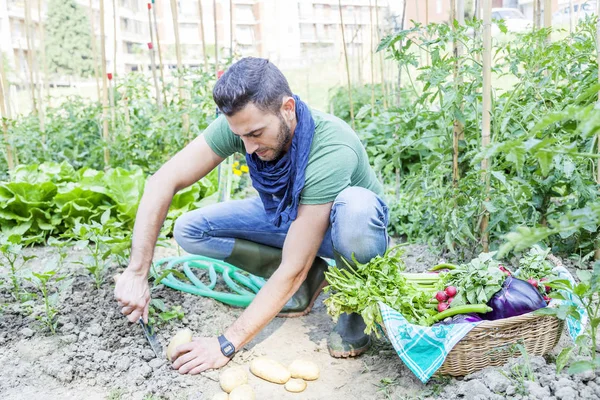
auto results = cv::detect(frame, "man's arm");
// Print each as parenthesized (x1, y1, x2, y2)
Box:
(171, 202, 332, 374)
(115, 135, 224, 323)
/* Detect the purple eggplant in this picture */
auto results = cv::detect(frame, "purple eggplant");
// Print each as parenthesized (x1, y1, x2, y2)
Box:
(438, 313, 483, 325)
(482, 276, 546, 320)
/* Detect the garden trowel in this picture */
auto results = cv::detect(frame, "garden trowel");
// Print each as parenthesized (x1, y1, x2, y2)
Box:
(138, 317, 163, 358)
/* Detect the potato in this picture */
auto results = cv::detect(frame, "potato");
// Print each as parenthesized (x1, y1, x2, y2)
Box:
(249, 357, 291, 384)
(288, 360, 320, 381)
(284, 378, 307, 393)
(229, 384, 255, 400)
(166, 328, 193, 361)
(211, 393, 229, 400)
(219, 366, 248, 393)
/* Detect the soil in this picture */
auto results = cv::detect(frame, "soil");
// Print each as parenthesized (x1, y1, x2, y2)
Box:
(1, 242, 599, 400)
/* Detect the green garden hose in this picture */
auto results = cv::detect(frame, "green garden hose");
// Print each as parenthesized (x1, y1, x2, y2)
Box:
(150, 255, 267, 308)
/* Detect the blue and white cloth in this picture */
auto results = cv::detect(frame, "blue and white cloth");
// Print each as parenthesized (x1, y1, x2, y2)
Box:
(379, 265, 586, 383)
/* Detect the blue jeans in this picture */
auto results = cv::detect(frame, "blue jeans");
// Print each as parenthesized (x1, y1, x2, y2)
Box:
(173, 187, 389, 264)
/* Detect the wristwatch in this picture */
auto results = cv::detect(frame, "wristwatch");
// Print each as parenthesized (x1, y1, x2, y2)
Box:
(218, 334, 236, 358)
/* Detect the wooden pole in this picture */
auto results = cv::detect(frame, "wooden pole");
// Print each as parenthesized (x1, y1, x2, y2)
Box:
(112, 0, 117, 77)
(100, 0, 110, 167)
(369, 0, 374, 116)
(198, 0, 209, 73)
(569, 0, 574, 34)
(89, 0, 101, 102)
(147, 3, 162, 108)
(24, 0, 37, 115)
(426, 0, 430, 66)
(452, 0, 461, 188)
(151, 0, 167, 104)
(596, 0, 600, 260)
(38, 0, 50, 107)
(481, 0, 492, 252)
(354, 10, 361, 86)
(535, 0, 542, 30)
(0, 65, 14, 170)
(375, 0, 387, 109)
(396, 0, 407, 106)
(32, 0, 45, 136)
(338, 0, 355, 130)
(544, 0, 552, 44)
(213, 0, 219, 75)
(170, 0, 190, 138)
(229, 0, 233, 59)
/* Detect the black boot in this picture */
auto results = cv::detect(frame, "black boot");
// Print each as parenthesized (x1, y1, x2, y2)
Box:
(223, 239, 328, 317)
(327, 251, 371, 358)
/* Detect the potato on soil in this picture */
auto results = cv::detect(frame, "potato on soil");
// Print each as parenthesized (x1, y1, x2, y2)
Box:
(288, 359, 319, 381)
(229, 384, 255, 400)
(219, 366, 248, 393)
(166, 328, 193, 361)
(285, 378, 307, 393)
(249, 357, 291, 384)
(211, 393, 229, 400)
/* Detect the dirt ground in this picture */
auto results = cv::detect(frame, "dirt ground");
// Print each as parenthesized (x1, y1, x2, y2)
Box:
(1, 242, 599, 400)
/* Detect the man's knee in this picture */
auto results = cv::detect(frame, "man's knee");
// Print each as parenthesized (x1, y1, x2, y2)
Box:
(173, 210, 210, 252)
(332, 187, 387, 224)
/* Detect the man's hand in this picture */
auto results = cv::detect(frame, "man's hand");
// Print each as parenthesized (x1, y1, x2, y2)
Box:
(114, 268, 151, 323)
(171, 337, 231, 374)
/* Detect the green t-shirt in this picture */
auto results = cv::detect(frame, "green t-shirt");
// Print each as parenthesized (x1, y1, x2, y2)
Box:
(203, 109, 383, 205)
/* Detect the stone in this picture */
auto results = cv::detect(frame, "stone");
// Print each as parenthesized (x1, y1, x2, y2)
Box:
(466, 380, 493, 398)
(555, 386, 577, 400)
(141, 349, 155, 361)
(115, 356, 131, 372)
(60, 334, 78, 344)
(21, 328, 34, 338)
(485, 370, 511, 393)
(506, 386, 517, 396)
(525, 381, 551, 400)
(578, 386, 596, 399)
(148, 358, 165, 370)
(87, 323, 103, 336)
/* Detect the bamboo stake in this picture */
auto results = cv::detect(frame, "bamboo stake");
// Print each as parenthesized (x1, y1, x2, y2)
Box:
(32, 0, 45, 136)
(89, 0, 101, 101)
(569, 0, 574, 34)
(481, 0, 492, 252)
(544, 0, 552, 44)
(0, 47, 12, 119)
(369, 0, 374, 116)
(229, 0, 233, 59)
(24, 0, 37, 115)
(452, 0, 461, 188)
(112, 0, 117, 77)
(170, 0, 190, 138)
(213, 0, 219, 75)
(147, 3, 162, 108)
(123, 95, 131, 136)
(426, 0, 430, 66)
(396, 0, 407, 106)
(198, 0, 209, 73)
(0, 65, 14, 170)
(592, 1, 600, 260)
(375, 0, 387, 109)
(535, 0, 542, 30)
(100, 0, 110, 167)
(338, 0, 355, 130)
(151, 0, 167, 104)
(38, 0, 50, 107)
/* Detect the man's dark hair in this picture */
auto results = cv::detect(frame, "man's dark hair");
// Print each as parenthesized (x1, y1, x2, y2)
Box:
(213, 57, 293, 116)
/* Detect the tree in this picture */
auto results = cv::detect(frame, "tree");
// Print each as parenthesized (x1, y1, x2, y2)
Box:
(45, 0, 94, 78)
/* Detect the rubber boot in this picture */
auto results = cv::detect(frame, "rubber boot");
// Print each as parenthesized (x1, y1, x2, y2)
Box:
(327, 251, 371, 358)
(223, 238, 329, 317)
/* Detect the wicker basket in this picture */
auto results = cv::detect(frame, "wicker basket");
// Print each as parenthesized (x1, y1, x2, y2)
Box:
(435, 312, 563, 376)
(386, 253, 566, 377)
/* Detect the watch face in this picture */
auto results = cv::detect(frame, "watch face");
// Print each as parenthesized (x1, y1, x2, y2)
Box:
(223, 343, 235, 356)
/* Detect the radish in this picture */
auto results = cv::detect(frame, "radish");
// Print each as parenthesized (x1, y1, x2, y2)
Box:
(527, 278, 538, 288)
(445, 286, 457, 297)
(499, 266, 511, 276)
(447, 296, 454, 305)
(543, 295, 550, 303)
(541, 278, 551, 293)
(437, 302, 449, 312)
(435, 291, 448, 302)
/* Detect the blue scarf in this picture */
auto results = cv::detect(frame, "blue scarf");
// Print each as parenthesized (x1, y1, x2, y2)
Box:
(246, 95, 315, 227)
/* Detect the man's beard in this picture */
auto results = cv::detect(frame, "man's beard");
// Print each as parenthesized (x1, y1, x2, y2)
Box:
(259, 114, 292, 161)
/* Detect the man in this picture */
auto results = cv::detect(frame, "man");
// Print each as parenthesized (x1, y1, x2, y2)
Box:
(114, 57, 389, 375)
